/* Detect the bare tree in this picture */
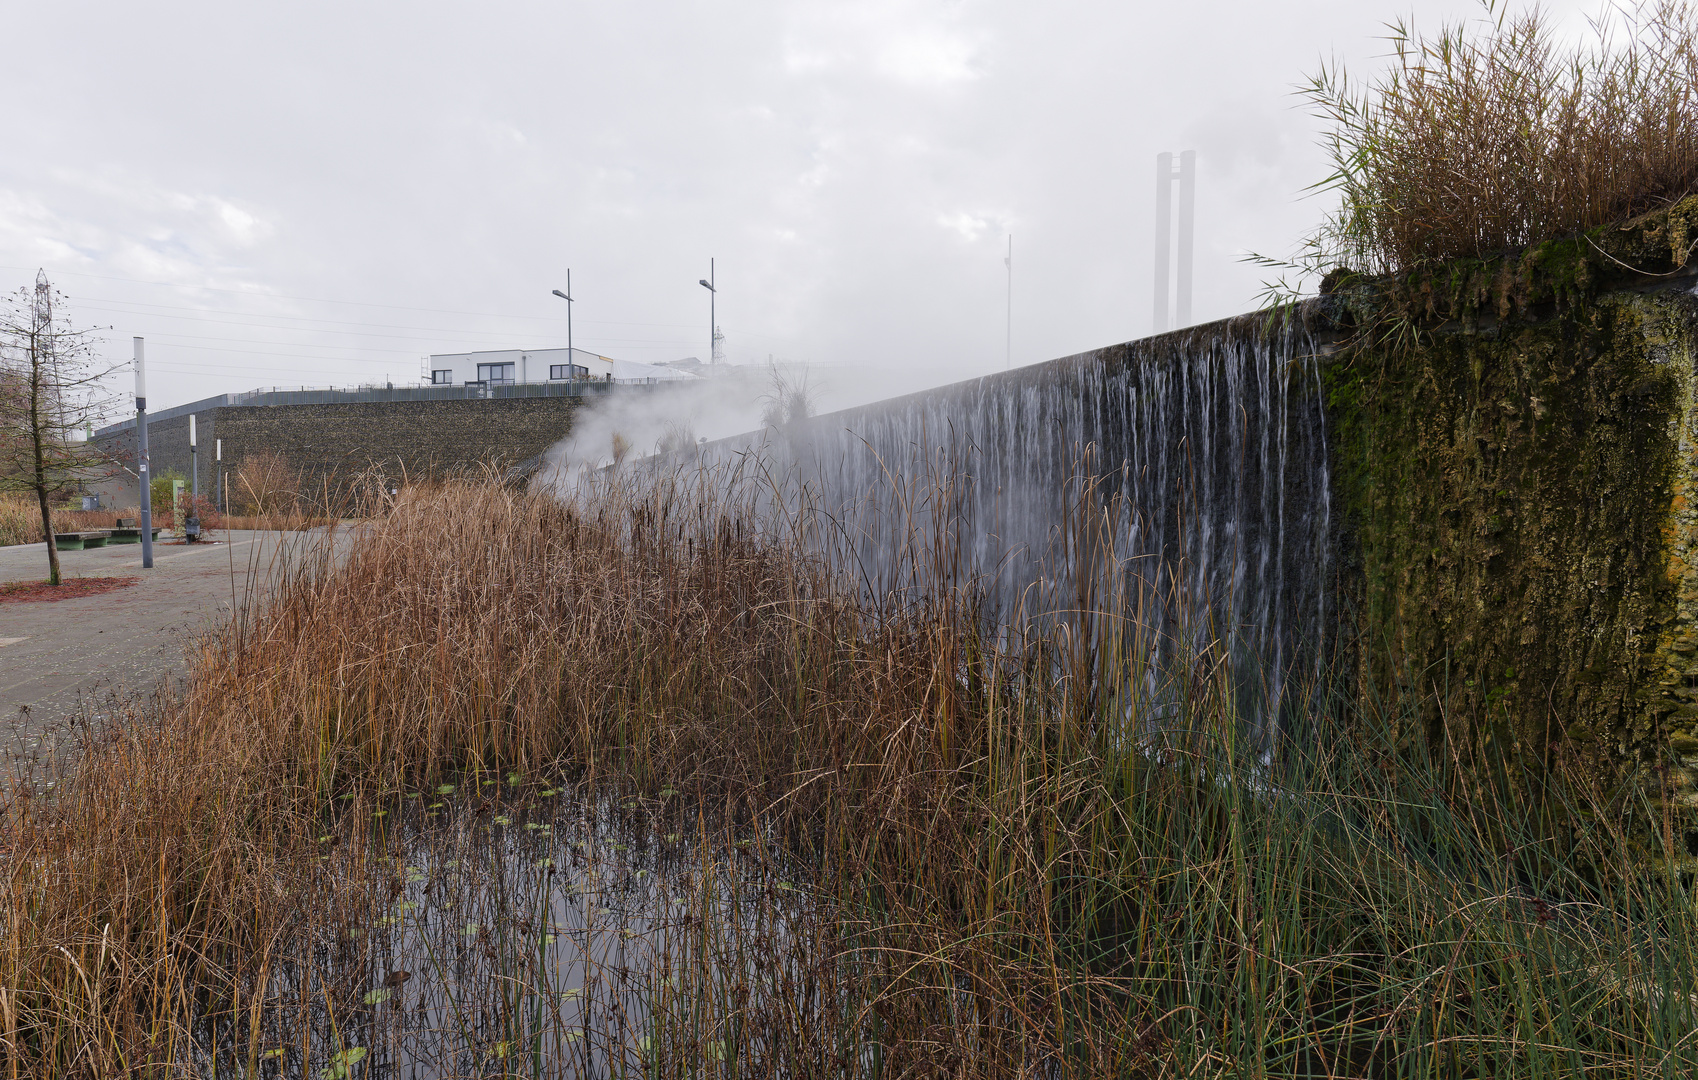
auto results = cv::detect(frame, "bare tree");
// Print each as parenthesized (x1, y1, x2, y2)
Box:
(0, 272, 119, 585)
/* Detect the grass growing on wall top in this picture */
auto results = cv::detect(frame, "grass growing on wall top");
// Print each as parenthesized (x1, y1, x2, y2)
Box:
(1258, 0, 1698, 299)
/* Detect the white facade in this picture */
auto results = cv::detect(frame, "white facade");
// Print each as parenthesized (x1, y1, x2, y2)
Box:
(425, 348, 697, 386)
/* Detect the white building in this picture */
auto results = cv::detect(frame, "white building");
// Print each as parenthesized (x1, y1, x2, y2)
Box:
(425, 348, 698, 386)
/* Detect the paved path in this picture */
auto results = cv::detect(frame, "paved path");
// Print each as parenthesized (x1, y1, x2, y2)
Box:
(0, 530, 318, 780)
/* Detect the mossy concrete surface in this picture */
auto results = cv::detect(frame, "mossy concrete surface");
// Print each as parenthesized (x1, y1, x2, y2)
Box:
(1315, 199, 1698, 857)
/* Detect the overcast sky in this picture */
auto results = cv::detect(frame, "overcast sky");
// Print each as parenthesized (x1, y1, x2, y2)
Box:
(1, 0, 1601, 413)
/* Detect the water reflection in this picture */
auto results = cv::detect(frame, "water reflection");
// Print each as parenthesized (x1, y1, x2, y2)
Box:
(197, 783, 820, 1078)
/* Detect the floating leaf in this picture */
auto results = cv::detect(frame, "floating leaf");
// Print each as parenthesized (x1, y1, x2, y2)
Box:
(536, 858, 554, 869)
(436, 783, 455, 795)
(428, 802, 444, 810)
(493, 816, 512, 826)
(507, 772, 522, 787)
(318, 1046, 367, 1080)
(262, 1047, 287, 1059)
(405, 868, 427, 883)
(665, 833, 681, 843)
(659, 788, 679, 798)
(540, 788, 559, 797)
(464, 923, 481, 936)
(362, 988, 392, 1005)
(493, 1040, 512, 1059)
(371, 810, 387, 819)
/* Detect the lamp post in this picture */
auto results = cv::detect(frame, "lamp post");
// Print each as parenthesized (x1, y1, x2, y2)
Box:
(134, 337, 152, 569)
(552, 272, 574, 376)
(188, 413, 199, 541)
(698, 259, 716, 364)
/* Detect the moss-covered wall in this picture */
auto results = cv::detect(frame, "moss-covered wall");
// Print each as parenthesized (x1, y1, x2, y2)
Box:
(1317, 199, 1698, 854)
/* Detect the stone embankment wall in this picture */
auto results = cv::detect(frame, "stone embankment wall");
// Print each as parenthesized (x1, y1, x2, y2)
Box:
(1316, 197, 1698, 859)
(93, 395, 585, 507)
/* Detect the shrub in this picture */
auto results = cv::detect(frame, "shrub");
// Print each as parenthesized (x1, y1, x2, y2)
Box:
(228, 449, 300, 517)
(1262, 0, 1698, 289)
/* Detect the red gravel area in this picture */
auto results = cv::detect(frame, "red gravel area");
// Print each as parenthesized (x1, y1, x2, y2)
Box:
(0, 576, 141, 604)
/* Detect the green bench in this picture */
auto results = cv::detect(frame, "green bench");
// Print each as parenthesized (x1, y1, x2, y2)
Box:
(53, 531, 124, 550)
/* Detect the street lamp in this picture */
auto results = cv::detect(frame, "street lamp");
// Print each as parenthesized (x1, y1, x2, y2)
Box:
(698, 258, 716, 364)
(552, 272, 573, 376)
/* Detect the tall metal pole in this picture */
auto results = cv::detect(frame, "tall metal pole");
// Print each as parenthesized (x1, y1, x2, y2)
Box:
(552, 279, 576, 376)
(135, 337, 153, 569)
(698, 261, 718, 364)
(1176, 150, 1196, 329)
(1004, 235, 1012, 370)
(215, 438, 222, 514)
(189, 413, 198, 541)
(1153, 152, 1173, 334)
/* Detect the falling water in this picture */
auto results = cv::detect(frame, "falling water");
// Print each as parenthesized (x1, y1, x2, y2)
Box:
(704, 320, 1336, 739)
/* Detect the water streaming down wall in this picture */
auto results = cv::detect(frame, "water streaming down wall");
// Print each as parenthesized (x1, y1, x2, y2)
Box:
(735, 321, 1337, 735)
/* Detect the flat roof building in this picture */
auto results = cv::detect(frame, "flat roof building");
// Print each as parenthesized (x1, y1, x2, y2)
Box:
(425, 348, 697, 387)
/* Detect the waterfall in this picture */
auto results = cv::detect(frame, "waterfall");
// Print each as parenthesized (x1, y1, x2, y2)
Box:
(618, 320, 1335, 738)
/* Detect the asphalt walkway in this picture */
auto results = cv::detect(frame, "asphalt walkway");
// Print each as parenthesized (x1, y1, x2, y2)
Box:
(0, 530, 319, 780)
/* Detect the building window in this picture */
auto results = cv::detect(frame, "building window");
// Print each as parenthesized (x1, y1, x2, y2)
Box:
(431, 369, 453, 385)
(549, 364, 588, 380)
(476, 362, 516, 386)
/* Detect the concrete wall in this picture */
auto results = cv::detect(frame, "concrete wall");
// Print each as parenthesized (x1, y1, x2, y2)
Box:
(1314, 196, 1698, 864)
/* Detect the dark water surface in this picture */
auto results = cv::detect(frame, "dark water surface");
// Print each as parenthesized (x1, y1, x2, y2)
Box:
(194, 782, 819, 1079)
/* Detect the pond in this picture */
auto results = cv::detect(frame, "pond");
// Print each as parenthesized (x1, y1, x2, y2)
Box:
(192, 781, 832, 1079)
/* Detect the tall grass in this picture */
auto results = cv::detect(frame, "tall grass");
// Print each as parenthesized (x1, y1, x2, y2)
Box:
(2, 469, 1695, 1076)
(1264, 0, 1698, 288)
(0, 493, 140, 547)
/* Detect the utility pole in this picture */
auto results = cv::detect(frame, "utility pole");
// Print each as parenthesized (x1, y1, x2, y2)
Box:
(135, 337, 152, 569)
(1152, 150, 1196, 334)
(215, 438, 222, 514)
(698, 260, 718, 364)
(1004, 235, 1012, 370)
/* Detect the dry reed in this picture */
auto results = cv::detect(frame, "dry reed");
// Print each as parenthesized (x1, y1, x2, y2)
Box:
(1, 467, 1694, 1077)
(1263, 0, 1698, 288)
